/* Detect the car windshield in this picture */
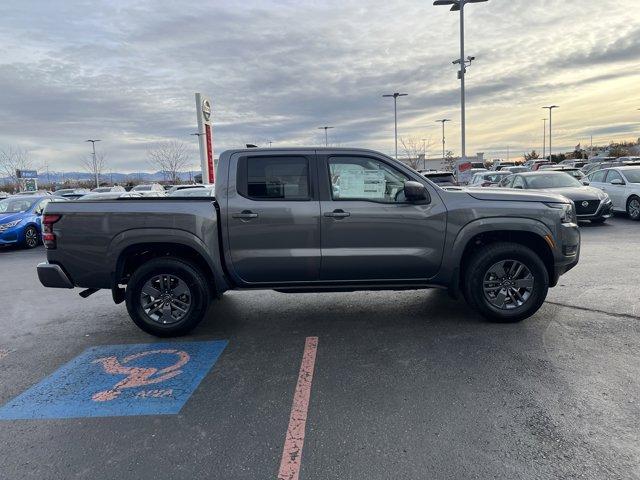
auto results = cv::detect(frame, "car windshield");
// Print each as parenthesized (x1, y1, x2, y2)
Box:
(132, 185, 151, 191)
(92, 187, 111, 192)
(525, 173, 583, 189)
(428, 175, 455, 184)
(623, 169, 640, 183)
(0, 197, 36, 213)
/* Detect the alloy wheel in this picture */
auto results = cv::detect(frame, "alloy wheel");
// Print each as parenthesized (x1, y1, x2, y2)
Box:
(629, 198, 640, 220)
(482, 259, 534, 310)
(140, 274, 192, 325)
(25, 227, 38, 248)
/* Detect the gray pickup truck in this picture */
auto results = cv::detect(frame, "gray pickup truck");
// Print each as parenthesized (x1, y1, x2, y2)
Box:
(38, 148, 580, 336)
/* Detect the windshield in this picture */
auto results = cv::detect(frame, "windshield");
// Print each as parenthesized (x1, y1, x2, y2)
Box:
(0, 197, 36, 213)
(623, 168, 640, 183)
(132, 185, 151, 191)
(525, 173, 583, 189)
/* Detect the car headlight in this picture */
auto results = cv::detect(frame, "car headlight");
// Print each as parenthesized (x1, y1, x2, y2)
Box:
(597, 190, 611, 202)
(0, 219, 22, 229)
(545, 202, 576, 224)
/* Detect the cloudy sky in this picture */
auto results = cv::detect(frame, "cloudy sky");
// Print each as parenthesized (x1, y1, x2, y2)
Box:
(1, 0, 639, 172)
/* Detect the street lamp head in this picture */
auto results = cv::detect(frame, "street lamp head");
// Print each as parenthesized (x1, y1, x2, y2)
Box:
(467, 56, 475, 61)
(543, 105, 559, 110)
(383, 93, 408, 98)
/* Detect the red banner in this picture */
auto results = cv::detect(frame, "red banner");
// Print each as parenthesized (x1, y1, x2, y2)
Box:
(205, 124, 215, 183)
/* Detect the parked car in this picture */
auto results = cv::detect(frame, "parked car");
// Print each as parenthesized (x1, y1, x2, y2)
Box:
(498, 171, 612, 223)
(491, 161, 517, 171)
(419, 171, 457, 186)
(37, 147, 580, 336)
(91, 186, 126, 193)
(13, 190, 52, 196)
(468, 171, 512, 187)
(0, 191, 10, 199)
(503, 166, 528, 174)
(130, 183, 165, 197)
(169, 186, 215, 197)
(52, 188, 89, 196)
(522, 159, 548, 170)
(541, 167, 586, 182)
(0, 196, 66, 248)
(167, 184, 206, 195)
(586, 166, 640, 220)
(80, 192, 143, 201)
(531, 162, 553, 171)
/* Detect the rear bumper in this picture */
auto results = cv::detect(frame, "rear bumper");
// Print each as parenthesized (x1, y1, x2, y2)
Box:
(37, 262, 74, 289)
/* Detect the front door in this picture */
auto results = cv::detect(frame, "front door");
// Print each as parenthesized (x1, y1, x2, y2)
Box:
(319, 154, 446, 281)
(604, 170, 626, 210)
(226, 153, 321, 283)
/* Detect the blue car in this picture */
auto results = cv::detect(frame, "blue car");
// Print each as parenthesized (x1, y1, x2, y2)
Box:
(0, 196, 65, 248)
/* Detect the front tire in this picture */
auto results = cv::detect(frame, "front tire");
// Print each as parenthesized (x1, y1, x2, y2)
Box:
(463, 242, 549, 323)
(125, 257, 210, 337)
(22, 225, 39, 249)
(627, 196, 640, 221)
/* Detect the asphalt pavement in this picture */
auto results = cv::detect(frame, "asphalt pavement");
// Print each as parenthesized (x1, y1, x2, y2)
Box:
(0, 215, 638, 479)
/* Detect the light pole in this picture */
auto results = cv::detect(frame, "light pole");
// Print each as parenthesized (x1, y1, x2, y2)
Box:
(542, 118, 547, 160)
(543, 105, 559, 162)
(85, 139, 101, 188)
(436, 119, 451, 166)
(318, 126, 334, 147)
(434, 0, 488, 160)
(382, 92, 408, 159)
(421, 138, 429, 169)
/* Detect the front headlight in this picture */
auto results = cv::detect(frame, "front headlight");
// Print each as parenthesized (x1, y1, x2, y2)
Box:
(545, 202, 576, 224)
(0, 219, 22, 229)
(597, 190, 611, 202)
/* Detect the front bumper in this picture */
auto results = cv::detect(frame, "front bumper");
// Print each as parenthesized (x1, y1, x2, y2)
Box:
(550, 223, 581, 286)
(0, 226, 21, 245)
(37, 262, 74, 289)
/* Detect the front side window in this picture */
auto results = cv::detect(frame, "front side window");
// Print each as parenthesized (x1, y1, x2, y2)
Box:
(589, 170, 607, 183)
(328, 156, 409, 203)
(245, 156, 309, 200)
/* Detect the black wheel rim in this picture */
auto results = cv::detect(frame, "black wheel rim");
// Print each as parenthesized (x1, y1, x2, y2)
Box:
(25, 227, 38, 247)
(482, 259, 534, 310)
(140, 274, 192, 325)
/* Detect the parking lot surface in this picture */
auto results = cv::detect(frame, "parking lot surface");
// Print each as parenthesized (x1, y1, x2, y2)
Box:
(1, 216, 639, 479)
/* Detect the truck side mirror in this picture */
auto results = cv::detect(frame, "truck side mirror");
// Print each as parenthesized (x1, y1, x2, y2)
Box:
(404, 181, 429, 204)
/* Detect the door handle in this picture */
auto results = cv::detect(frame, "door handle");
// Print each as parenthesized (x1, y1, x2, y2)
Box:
(324, 209, 350, 219)
(232, 210, 258, 220)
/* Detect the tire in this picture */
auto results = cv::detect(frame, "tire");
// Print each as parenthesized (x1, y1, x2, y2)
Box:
(125, 257, 210, 337)
(22, 225, 39, 249)
(463, 242, 549, 323)
(627, 196, 640, 221)
(590, 217, 606, 224)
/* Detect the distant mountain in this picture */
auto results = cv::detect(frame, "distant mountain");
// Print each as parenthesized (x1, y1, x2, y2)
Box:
(0, 171, 202, 186)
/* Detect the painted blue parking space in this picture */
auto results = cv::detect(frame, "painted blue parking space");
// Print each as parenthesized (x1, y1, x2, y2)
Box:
(0, 340, 227, 420)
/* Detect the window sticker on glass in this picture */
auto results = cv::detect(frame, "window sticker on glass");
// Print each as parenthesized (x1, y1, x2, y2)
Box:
(338, 169, 386, 198)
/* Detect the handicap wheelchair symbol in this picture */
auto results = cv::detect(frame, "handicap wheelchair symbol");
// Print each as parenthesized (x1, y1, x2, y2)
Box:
(91, 349, 191, 401)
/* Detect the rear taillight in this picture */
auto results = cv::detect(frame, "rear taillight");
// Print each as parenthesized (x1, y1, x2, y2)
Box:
(42, 214, 61, 249)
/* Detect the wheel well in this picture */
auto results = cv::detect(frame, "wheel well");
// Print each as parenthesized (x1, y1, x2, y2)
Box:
(459, 230, 554, 287)
(116, 243, 215, 291)
(628, 194, 640, 204)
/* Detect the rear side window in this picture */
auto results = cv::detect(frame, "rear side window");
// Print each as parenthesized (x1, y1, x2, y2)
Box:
(239, 156, 310, 200)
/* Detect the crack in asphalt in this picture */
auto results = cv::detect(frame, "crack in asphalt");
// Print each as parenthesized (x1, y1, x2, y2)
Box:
(546, 301, 640, 320)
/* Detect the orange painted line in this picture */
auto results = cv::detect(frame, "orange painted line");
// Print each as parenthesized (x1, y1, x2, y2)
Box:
(277, 337, 319, 480)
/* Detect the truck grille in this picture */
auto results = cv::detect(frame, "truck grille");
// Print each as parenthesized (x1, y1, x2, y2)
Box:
(575, 199, 599, 216)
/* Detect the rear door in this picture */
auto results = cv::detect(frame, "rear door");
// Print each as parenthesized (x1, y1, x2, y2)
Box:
(604, 170, 626, 209)
(318, 153, 446, 281)
(226, 152, 321, 283)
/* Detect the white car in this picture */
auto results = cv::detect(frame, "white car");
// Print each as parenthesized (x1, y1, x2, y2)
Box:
(130, 183, 165, 197)
(586, 166, 640, 220)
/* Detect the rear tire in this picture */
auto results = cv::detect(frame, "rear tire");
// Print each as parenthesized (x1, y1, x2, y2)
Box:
(627, 196, 640, 221)
(125, 257, 210, 337)
(463, 242, 549, 323)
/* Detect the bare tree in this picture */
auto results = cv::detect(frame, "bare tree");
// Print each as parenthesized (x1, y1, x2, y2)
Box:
(147, 141, 192, 184)
(400, 136, 434, 170)
(0, 147, 32, 191)
(524, 150, 540, 161)
(82, 151, 107, 188)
